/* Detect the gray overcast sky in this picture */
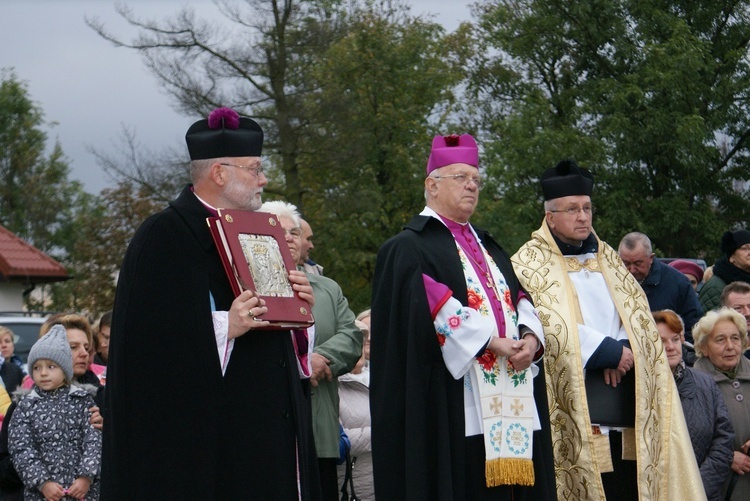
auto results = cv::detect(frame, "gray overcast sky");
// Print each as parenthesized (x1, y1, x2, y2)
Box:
(1, 0, 471, 194)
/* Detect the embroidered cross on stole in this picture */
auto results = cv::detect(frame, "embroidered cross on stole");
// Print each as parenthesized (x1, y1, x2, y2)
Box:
(456, 246, 535, 487)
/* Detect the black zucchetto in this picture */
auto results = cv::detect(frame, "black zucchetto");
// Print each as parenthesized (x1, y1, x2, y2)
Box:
(540, 159, 594, 201)
(185, 107, 263, 160)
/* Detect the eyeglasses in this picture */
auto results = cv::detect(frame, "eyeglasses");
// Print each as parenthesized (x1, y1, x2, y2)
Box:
(431, 174, 483, 190)
(220, 162, 264, 178)
(738, 244, 750, 252)
(283, 227, 302, 237)
(548, 205, 595, 216)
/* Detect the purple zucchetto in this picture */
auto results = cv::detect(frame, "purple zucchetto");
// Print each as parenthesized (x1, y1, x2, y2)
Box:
(540, 159, 594, 201)
(185, 107, 263, 160)
(426, 134, 479, 174)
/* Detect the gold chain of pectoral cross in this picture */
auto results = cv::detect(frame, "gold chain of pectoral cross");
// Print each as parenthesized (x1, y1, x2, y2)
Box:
(462, 247, 501, 301)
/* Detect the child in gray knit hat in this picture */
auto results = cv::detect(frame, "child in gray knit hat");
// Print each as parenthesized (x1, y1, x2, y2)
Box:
(8, 324, 101, 501)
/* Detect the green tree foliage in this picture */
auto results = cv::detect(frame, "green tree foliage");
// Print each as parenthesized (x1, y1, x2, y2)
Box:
(469, 0, 750, 261)
(86, 0, 335, 209)
(291, 2, 464, 310)
(0, 71, 169, 315)
(0, 70, 107, 313)
(0, 70, 91, 258)
(87, 0, 463, 312)
(37, 182, 165, 317)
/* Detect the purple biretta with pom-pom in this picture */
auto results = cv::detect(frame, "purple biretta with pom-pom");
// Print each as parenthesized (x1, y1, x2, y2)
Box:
(426, 134, 479, 174)
(185, 107, 263, 160)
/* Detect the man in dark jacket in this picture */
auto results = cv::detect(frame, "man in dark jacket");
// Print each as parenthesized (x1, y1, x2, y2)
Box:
(101, 108, 321, 500)
(618, 232, 703, 340)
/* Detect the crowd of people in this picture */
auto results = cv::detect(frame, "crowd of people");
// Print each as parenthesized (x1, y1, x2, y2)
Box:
(0, 107, 748, 500)
(0, 312, 108, 500)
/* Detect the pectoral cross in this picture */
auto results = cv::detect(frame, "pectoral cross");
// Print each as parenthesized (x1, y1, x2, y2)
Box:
(484, 271, 501, 301)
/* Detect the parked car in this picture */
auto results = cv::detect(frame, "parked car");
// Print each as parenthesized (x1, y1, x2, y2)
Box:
(0, 312, 52, 364)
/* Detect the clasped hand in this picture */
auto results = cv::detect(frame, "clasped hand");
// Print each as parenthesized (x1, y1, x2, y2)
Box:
(40, 476, 90, 501)
(603, 346, 634, 387)
(487, 336, 536, 372)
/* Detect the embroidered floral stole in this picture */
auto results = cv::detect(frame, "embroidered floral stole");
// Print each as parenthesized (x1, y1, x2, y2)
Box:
(457, 246, 535, 487)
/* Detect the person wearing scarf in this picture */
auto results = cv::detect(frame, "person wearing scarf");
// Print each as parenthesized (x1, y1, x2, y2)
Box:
(512, 159, 704, 500)
(370, 134, 556, 500)
(700, 229, 750, 312)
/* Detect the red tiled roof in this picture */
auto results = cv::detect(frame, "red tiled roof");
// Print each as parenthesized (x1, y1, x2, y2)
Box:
(0, 225, 68, 283)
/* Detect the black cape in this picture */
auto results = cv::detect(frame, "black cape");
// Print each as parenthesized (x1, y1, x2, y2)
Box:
(101, 186, 321, 500)
(370, 215, 555, 501)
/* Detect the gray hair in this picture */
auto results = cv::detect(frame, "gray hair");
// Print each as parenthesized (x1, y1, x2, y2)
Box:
(259, 200, 301, 227)
(692, 307, 748, 357)
(356, 309, 371, 322)
(190, 158, 215, 183)
(357, 309, 372, 339)
(619, 232, 652, 254)
(424, 166, 446, 202)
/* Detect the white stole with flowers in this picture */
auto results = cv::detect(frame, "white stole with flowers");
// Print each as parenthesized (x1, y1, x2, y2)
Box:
(433, 244, 536, 486)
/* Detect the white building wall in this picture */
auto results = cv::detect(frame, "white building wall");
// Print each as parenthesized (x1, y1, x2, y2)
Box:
(0, 283, 26, 312)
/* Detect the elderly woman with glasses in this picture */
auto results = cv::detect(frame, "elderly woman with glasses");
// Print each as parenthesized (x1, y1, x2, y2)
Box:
(653, 310, 734, 500)
(693, 307, 750, 500)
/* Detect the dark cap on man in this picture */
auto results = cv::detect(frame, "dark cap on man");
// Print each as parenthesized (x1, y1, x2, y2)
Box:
(720, 229, 750, 257)
(540, 159, 594, 201)
(185, 107, 263, 160)
(426, 134, 479, 174)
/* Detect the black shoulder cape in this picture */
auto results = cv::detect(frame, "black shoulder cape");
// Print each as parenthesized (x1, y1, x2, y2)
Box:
(101, 186, 321, 500)
(370, 215, 555, 501)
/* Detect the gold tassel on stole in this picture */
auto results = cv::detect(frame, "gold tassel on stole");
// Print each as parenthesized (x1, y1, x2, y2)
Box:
(485, 458, 535, 487)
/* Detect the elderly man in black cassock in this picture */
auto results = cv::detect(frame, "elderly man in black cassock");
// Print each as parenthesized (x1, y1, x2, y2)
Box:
(370, 134, 556, 501)
(101, 108, 321, 500)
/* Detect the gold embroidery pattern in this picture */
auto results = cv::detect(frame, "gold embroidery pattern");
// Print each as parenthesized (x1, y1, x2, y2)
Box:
(565, 257, 600, 273)
(599, 243, 664, 499)
(512, 226, 702, 501)
(513, 238, 599, 500)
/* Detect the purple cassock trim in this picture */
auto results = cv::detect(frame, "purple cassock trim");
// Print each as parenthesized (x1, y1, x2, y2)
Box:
(422, 274, 454, 320)
(438, 215, 508, 338)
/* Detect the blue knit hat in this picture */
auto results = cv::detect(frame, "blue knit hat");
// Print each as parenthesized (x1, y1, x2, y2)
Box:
(27, 325, 73, 383)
